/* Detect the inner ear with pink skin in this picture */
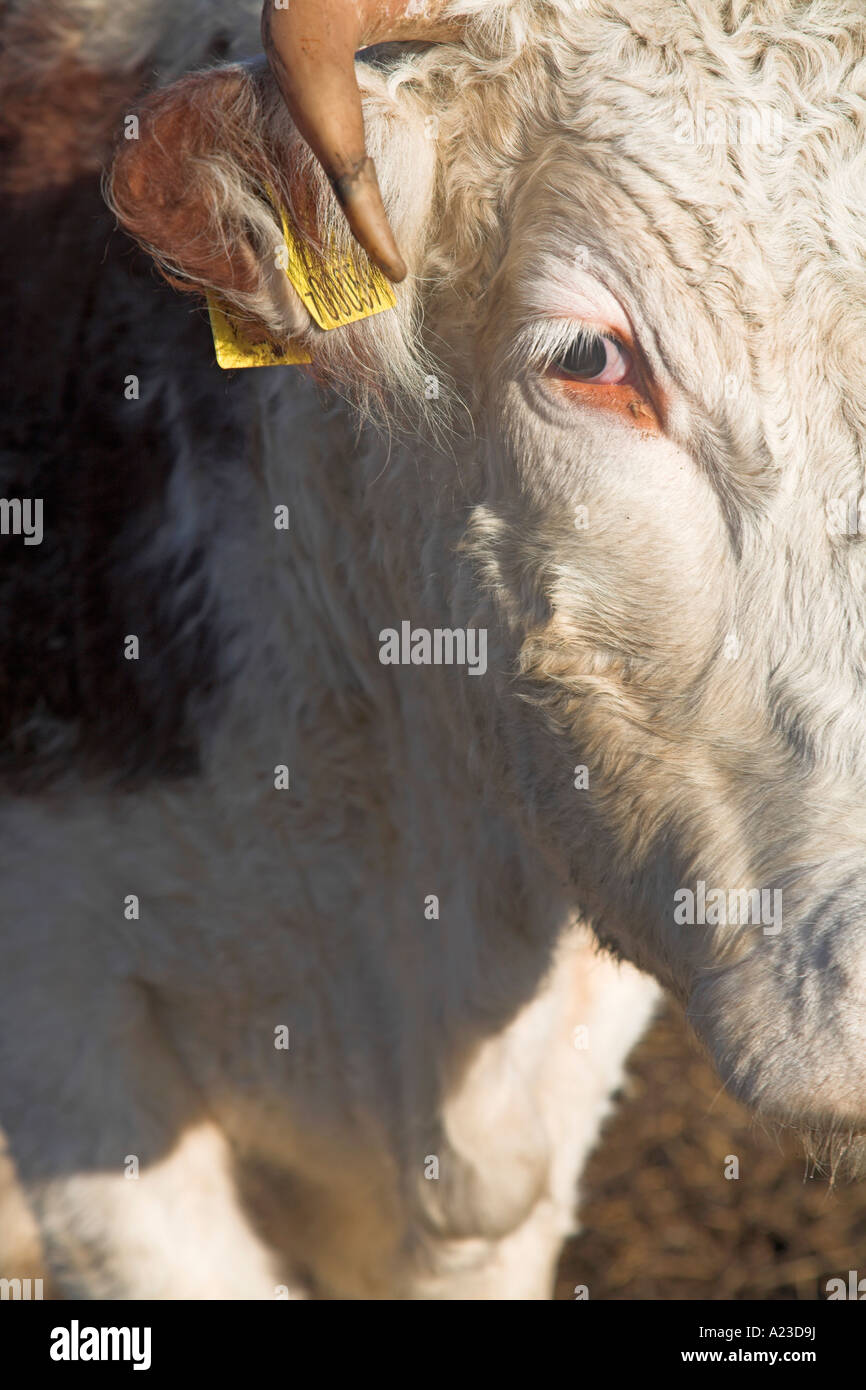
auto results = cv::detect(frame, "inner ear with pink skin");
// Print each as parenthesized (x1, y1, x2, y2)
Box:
(107, 62, 322, 345)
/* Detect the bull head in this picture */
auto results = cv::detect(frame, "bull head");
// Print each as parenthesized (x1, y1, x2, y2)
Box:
(262, 0, 464, 281)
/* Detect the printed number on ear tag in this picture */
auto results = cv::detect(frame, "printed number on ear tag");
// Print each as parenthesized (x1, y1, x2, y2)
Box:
(206, 191, 397, 368)
(272, 199, 398, 332)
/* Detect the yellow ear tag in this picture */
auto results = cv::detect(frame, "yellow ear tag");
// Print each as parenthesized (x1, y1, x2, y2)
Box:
(273, 201, 398, 332)
(206, 296, 311, 369)
(207, 193, 397, 369)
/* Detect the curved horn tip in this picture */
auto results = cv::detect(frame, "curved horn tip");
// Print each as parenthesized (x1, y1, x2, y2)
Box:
(262, 0, 460, 279)
(332, 157, 408, 282)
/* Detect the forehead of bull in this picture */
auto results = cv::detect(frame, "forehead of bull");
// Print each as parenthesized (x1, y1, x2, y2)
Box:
(425, 2, 866, 507)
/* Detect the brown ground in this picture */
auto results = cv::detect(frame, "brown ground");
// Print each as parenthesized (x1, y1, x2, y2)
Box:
(554, 1001, 866, 1300)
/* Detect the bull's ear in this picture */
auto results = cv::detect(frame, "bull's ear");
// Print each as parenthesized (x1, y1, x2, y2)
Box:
(107, 62, 314, 345)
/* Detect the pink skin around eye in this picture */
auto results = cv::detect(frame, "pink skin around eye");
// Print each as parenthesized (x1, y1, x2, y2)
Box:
(545, 337, 662, 433)
(533, 269, 664, 431)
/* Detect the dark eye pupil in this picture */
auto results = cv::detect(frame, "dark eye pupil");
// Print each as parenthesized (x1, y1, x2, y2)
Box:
(559, 337, 608, 379)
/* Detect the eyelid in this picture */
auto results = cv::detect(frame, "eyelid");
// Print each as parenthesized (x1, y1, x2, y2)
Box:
(513, 318, 617, 375)
(555, 326, 632, 364)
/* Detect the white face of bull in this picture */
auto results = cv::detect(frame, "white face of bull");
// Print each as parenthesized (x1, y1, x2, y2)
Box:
(430, 10, 866, 1148)
(110, 1, 866, 1153)
(465, 167, 866, 1141)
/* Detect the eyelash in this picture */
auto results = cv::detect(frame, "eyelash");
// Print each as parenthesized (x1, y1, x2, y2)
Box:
(518, 321, 628, 377)
(551, 330, 632, 385)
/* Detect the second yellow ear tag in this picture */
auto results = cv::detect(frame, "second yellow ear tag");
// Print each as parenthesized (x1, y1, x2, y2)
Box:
(206, 297, 312, 369)
(207, 192, 397, 369)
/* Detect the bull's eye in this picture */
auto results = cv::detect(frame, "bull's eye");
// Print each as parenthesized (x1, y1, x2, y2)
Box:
(552, 333, 632, 385)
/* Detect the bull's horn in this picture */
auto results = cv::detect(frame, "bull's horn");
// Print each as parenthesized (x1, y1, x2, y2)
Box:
(261, 0, 463, 282)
